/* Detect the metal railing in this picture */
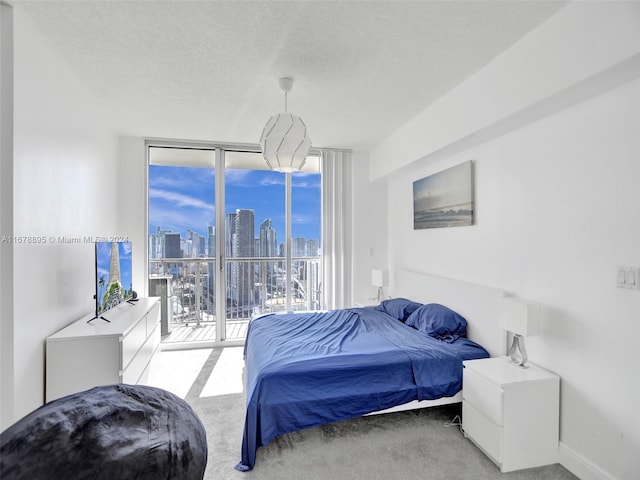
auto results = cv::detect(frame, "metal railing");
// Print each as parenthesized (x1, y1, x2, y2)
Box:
(149, 256, 322, 330)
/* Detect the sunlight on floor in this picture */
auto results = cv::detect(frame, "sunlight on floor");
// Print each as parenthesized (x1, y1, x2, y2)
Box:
(143, 348, 212, 399)
(200, 346, 244, 398)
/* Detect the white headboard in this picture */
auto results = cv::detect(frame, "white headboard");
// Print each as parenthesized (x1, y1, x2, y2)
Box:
(393, 270, 506, 357)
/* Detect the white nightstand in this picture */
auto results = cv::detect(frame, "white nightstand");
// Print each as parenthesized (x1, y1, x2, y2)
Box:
(462, 356, 559, 472)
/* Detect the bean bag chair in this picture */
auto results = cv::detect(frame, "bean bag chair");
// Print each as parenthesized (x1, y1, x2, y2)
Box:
(0, 384, 208, 480)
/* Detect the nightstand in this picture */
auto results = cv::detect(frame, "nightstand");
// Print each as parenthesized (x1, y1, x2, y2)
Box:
(462, 356, 559, 472)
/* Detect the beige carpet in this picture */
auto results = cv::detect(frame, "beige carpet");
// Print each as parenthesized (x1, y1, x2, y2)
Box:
(146, 347, 578, 480)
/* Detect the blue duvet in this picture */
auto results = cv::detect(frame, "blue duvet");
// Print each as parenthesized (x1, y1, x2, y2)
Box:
(235, 307, 488, 471)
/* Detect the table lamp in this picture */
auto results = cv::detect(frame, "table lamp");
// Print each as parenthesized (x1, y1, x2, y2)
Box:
(371, 269, 389, 302)
(500, 296, 541, 368)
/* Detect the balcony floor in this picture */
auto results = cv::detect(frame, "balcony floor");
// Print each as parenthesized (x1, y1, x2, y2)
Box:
(161, 319, 249, 343)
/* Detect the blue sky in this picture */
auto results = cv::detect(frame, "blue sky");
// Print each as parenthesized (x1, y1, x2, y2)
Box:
(148, 165, 321, 244)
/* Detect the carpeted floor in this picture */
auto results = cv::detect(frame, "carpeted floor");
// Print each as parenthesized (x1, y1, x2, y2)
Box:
(146, 347, 579, 480)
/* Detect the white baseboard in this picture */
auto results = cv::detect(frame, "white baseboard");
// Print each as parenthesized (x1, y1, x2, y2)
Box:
(559, 442, 616, 480)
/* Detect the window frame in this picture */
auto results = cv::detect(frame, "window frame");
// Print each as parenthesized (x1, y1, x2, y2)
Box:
(146, 139, 323, 344)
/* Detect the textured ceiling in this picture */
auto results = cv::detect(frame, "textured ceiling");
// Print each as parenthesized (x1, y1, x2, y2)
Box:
(12, 1, 569, 150)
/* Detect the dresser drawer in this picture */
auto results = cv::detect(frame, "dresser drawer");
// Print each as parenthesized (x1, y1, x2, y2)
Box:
(122, 317, 147, 370)
(122, 328, 159, 384)
(145, 302, 161, 336)
(463, 366, 503, 426)
(463, 401, 502, 464)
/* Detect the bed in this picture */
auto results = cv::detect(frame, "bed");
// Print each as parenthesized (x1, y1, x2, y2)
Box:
(235, 270, 505, 472)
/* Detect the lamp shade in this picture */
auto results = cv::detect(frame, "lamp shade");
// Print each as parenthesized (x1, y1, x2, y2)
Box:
(260, 113, 311, 173)
(499, 296, 541, 337)
(371, 269, 389, 288)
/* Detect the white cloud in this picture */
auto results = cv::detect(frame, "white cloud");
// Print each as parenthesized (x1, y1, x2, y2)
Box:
(149, 188, 215, 213)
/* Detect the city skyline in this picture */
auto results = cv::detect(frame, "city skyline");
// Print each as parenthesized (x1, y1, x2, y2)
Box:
(150, 213, 319, 259)
(148, 165, 321, 247)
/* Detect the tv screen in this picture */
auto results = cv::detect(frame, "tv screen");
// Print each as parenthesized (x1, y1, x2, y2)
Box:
(95, 241, 133, 318)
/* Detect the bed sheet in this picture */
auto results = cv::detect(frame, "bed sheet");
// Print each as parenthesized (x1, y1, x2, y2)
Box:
(235, 307, 489, 471)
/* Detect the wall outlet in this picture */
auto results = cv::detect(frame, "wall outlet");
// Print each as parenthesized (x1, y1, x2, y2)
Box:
(617, 266, 640, 289)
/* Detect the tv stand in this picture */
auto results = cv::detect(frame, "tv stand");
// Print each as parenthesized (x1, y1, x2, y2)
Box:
(46, 297, 161, 402)
(86, 315, 111, 323)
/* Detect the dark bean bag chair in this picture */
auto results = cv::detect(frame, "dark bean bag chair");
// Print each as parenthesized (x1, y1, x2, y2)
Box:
(0, 384, 207, 480)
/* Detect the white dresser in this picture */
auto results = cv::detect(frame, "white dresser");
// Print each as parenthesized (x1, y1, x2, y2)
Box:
(46, 297, 161, 402)
(462, 356, 559, 472)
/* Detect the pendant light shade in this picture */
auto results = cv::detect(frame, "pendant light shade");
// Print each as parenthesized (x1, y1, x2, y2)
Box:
(260, 78, 312, 172)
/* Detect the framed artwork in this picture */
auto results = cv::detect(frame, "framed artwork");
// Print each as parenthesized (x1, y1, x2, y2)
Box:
(413, 160, 474, 230)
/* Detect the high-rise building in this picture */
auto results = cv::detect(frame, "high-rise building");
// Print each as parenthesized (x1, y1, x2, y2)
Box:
(225, 212, 237, 258)
(234, 209, 255, 258)
(149, 234, 158, 260)
(225, 212, 237, 305)
(292, 237, 307, 257)
(258, 218, 278, 298)
(207, 226, 216, 311)
(186, 230, 205, 258)
(182, 238, 192, 258)
(207, 226, 215, 258)
(224, 210, 256, 309)
(164, 233, 182, 258)
(307, 239, 319, 257)
(234, 209, 255, 307)
(259, 218, 277, 258)
(149, 226, 172, 259)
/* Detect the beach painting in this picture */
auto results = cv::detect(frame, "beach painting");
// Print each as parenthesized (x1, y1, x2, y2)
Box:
(413, 160, 474, 230)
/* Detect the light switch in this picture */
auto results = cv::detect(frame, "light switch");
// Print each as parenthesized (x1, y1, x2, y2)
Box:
(618, 266, 640, 290)
(627, 269, 636, 286)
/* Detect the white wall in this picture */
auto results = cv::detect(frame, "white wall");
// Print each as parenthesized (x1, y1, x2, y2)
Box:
(350, 150, 388, 304)
(387, 80, 640, 479)
(365, 3, 640, 480)
(119, 136, 148, 297)
(2, 9, 120, 426)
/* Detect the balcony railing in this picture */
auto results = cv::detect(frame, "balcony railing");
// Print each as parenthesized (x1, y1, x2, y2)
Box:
(149, 256, 322, 341)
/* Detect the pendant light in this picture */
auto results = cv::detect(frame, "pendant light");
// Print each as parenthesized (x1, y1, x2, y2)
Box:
(259, 77, 312, 172)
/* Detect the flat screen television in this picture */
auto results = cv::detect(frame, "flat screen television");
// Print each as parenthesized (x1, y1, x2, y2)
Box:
(93, 241, 134, 321)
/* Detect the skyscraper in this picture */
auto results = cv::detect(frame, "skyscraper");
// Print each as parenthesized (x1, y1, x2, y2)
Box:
(225, 212, 237, 258)
(259, 218, 277, 258)
(234, 209, 255, 258)
(292, 237, 307, 257)
(164, 233, 182, 258)
(307, 239, 319, 257)
(207, 225, 215, 258)
(234, 209, 255, 306)
(149, 226, 172, 259)
(259, 218, 278, 298)
(207, 226, 216, 311)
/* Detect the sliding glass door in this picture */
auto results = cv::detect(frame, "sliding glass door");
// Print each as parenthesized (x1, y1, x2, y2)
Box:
(148, 146, 217, 342)
(147, 144, 321, 345)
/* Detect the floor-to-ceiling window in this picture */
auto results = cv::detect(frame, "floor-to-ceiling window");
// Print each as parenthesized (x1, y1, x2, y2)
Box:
(291, 165, 322, 310)
(147, 143, 321, 346)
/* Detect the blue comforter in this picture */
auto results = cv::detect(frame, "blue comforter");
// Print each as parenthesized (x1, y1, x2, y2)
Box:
(235, 307, 489, 471)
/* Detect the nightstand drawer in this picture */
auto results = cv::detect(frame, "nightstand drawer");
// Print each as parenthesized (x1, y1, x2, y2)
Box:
(463, 366, 503, 426)
(463, 401, 502, 464)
